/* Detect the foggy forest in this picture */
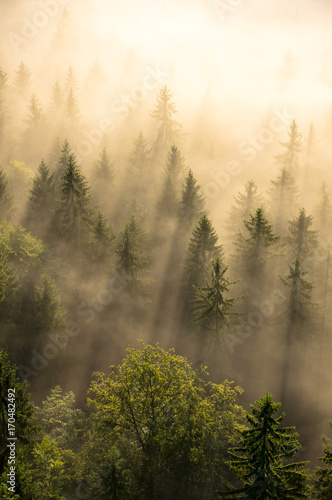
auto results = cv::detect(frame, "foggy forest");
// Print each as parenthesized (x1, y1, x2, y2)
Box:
(1, 0, 332, 498)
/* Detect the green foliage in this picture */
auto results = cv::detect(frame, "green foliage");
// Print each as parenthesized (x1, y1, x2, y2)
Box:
(34, 385, 84, 451)
(268, 168, 298, 233)
(314, 424, 332, 499)
(128, 132, 151, 174)
(32, 274, 67, 337)
(0, 167, 14, 221)
(220, 393, 309, 499)
(14, 62, 31, 95)
(31, 437, 67, 500)
(87, 342, 245, 499)
(0, 349, 36, 476)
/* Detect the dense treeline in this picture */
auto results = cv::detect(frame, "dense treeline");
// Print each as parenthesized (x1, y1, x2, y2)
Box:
(1, 54, 332, 498)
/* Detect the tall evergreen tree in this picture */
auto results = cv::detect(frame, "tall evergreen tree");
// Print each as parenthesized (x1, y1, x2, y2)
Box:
(225, 180, 264, 234)
(165, 145, 185, 182)
(219, 393, 309, 499)
(192, 257, 242, 355)
(55, 155, 91, 245)
(87, 208, 115, 265)
(150, 86, 181, 153)
(287, 208, 318, 264)
(128, 132, 151, 174)
(183, 215, 223, 311)
(65, 66, 79, 92)
(65, 88, 81, 136)
(25, 160, 56, 237)
(23, 94, 47, 158)
(314, 426, 332, 499)
(275, 119, 302, 175)
(233, 208, 278, 301)
(179, 169, 205, 228)
(0, 167, 14, 221)
(14, 62, 32, 95)
(157, 171, 178, 219)
(54, 139, 75, 187)
(32, 274, 67, 338)
(94, 147, 114, 183)
(116, 217, 148, 292)
(268, 167, 299, 233)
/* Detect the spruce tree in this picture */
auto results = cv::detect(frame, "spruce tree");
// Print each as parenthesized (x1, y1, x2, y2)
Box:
(150, 86, 181, 153)
(268, 167, 299, 233)
(165, 145, 186, 182)
(54, 139, 75, 187)
(128, 132, 151, 174)
(14, 62, 31, 95)
(225, 180, 264, 234)
(233, 208, 278, 300)
(116, 217, 148, 292)
(219, 393, 309, 499)
(94, 147, 114, 183)
(179, 169, 205, 228)
(157, 171, 178, 219)
(192, 257, 242, 354)
(184, 215, 223, 309)
(87, 208, 115, 264)
(287, 208, 318, 265)
(65, 65, 79, 92)
(275, 119, 302, 175)
(32, 274, 67, 337)
(23, 94, 47, 157)
(0, 167, 14, 221)
(314, 427, 332, 499)
(65, 88, 81, 136)
(56, 155, 91, 245)
(25, 160, 56, 238)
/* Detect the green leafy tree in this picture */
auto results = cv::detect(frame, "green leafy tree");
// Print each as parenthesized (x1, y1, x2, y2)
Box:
(219, 393, 309, 499)
(87, 343, 244, 500)
(179, 169, 205, 227)
(275, 119, 302, 175)
(151, 86, 181, 153)
(31, 437, 67, 500)
(0, 349, 36, 476)
(0, 167, 14, 221)
(268, 168, 299, 233)
(55, 155, 92, 245)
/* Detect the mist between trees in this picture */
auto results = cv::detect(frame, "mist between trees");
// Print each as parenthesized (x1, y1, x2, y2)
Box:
(1, 0, 332, 498)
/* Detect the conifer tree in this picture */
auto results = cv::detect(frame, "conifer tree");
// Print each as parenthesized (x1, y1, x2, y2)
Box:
(275, 119, 302, 174)
(32, 274, 67, 337)
(0, 167, 14, 221)
(50, 81, 63, 110)
(65, 66, 79, 92)
(14, 62, 31, 95)
(128, 132, 151, 174)
(179, 169, 205, 227)
(225, 180, 264, 234)
(116, 217, 148, 292)
(94, 147, 114, 183)
(157, 171, 178, 219)
(25, 160, 56, 238)
(287, 208, 318, 264)
(87, 208, 115, 264)
(184, 215, 223, 304)
(219, 393, 309, 499)
(233, 208, 278, 300)
(314, 427, 332, 499)
(150, 86, 181, 153)
(23, 94, 47, 157)
(56, 155, 91, 245)
(65, 88, 81, 136)
(315, 182, 331, 238)
(192, 257, 242, 353)
(54, 139, 75, 186)
(268, 167, 299, 233)
(165, 145, 186, 182)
